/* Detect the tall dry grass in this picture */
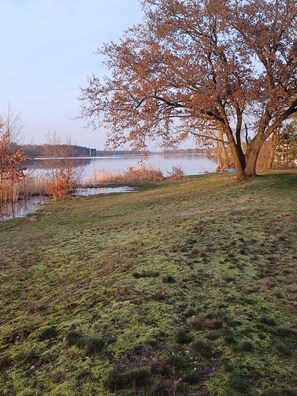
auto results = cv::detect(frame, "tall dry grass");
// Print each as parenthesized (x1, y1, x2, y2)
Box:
(21, 176, 48, 197)
(0, 176, 48, 219)
(88, 164, 164, 185)
(93, 170, 122, 184)
(0, 176, 48, 203)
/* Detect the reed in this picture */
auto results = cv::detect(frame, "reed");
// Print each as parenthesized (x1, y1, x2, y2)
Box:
(93, 170, 122, 184)
(124, 165, 163, 182)
(0, 176, 48, 203)
(20, 176, 48, 197)
(88, 164, 164, 184)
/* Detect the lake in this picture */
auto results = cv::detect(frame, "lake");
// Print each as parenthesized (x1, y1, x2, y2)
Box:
(0, 186, 137, 221)
(30, 153, 217, 182)
(1, 154, 217, 220)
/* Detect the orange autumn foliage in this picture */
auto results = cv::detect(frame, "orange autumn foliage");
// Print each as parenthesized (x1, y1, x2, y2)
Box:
(45, 169, 74, 200)
(0, 130, 27, 203)
(81, 0, 297, 179)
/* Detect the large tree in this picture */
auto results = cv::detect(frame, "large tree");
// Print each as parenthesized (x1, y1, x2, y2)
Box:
(81, 0, 297, 179)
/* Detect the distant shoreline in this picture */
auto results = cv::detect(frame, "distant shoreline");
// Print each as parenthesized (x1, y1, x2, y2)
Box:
(25, 150, 210, 161)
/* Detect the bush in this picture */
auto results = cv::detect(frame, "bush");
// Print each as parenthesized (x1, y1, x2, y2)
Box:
(274, 342, 293, 357)
(66, 331, 84, 347)
(124, 164, 163, 182)
(45, 168, 74, 199)
(230, 374, 251, 393)
(224, 329, 236, 345)
(84, 337, 105, 355)
(0, 356, 12, 370)
(188, 313, 223, 330)
(162, 275, 176, 283)
(66, 331, 105, 355)
(238, 341, 254, 352)
(133, 271, 160, 279)
(167, 166, 184, 180)
(166, 355, 187, 370)
(191, 339, 213, 358)
(107, 367, 152, 390)
(183, 371, 202, 384)
(175, 329, 193, 344)
(258, 316, 277, 326)
(38, 326, 58, 341)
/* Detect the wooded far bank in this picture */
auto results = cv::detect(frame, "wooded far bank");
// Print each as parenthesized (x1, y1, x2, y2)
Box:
(15, 144, 210, 159)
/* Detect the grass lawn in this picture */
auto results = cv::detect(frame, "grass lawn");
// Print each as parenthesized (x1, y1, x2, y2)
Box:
(0, 173, 296, 396)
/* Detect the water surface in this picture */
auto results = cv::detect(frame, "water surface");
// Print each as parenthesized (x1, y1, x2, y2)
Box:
(0, 196, 49, 221)
(72, 186, 137, 197)
(2, 154, 217, 221)
(30, 153, 217, 182)
(1, 187, 137, 221)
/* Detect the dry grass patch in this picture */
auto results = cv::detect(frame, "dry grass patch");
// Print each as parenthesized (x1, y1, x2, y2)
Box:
(90, 163, 164, 184)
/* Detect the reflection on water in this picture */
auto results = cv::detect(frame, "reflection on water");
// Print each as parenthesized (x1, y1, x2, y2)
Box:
(1, 154, 217, 221)
(25, 158, 91, 170)
(72, 186, 137, 197)
(1, 187, 137, 221)
(28, 154, 217, 181)
(0, 196, 49, 221)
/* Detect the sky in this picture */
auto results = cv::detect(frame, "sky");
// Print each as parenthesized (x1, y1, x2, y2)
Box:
(0, 0, 142, 149)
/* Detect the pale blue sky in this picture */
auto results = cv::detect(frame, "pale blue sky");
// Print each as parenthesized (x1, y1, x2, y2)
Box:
(0, 0, 142, 148)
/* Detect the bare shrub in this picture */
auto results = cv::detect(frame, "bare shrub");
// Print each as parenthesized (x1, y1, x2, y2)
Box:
(123, 164, 163, 182)
(167, 166, 184, 180)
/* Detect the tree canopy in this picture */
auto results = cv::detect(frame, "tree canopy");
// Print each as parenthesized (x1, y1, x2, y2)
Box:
(81, 0, 297, 178)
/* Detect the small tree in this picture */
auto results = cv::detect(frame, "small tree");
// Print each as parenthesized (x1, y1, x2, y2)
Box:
(81, 0, 297, 179)
(42, 133, 78, 199)
(45, 168, 75, 199)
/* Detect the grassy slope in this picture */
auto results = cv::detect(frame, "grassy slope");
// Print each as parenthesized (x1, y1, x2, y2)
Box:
(0, 173, 297, 396)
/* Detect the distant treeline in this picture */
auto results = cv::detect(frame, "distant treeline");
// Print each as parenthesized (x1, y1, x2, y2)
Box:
(17, 144, 208, 159)
(95, 150, 145, 156)
(160, 148, 209, 155)
(16, 144, 96, 158)
(17, 144, 154, 159)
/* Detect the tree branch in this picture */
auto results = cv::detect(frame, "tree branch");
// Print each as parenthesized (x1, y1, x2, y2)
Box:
(191, 131, 229, 144)
(264, 98, 297, 139)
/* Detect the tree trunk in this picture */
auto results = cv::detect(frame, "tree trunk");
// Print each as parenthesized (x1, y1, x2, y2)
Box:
(244, 137, 264, 177)
(267, 133, 278, 169)
(219, 129, 230, 168)
(216, 141, 224, 170)
(223, 126, 245, 179)
(230, 142, 245, 179)
(224, 127, 267, 179)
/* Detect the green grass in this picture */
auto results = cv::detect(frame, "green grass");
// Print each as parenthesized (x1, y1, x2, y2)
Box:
(0, 173, 297, 395)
